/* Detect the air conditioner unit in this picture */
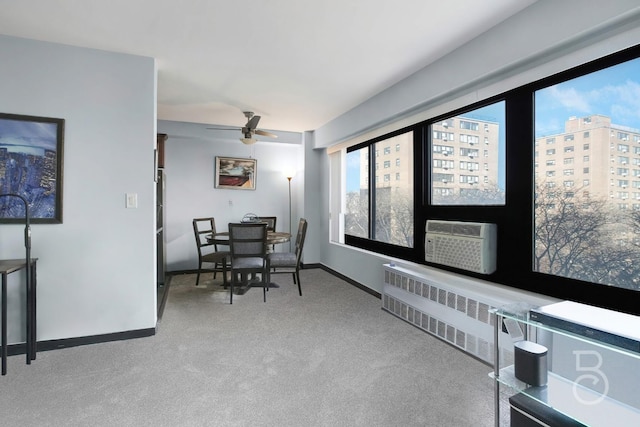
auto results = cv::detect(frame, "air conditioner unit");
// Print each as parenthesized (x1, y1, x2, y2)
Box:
(425, 220, 497, 274)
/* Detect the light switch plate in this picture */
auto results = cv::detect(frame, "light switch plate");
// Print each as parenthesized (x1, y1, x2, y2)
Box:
(126, 193, 138, 208)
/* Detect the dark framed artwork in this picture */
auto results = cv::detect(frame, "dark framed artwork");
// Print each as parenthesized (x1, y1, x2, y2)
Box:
(215, 156, 257, 190)
(0, 113, 65, 223)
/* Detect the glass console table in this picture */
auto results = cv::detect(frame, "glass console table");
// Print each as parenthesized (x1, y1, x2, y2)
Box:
(490, 304, 640, 426)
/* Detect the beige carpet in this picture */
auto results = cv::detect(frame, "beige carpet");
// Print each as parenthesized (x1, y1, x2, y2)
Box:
(0, 268, 507, 426)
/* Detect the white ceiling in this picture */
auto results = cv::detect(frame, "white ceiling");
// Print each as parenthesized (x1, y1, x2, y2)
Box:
(0, 0, 537, 132)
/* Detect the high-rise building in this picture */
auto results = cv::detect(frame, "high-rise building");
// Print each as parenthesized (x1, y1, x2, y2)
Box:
(535, 114, 640, 209)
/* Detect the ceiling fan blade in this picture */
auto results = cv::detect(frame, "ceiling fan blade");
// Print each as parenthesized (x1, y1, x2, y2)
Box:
(254, 129, 278, 138)
(206, 127, 241, 131)
(246, 115, 261, 130)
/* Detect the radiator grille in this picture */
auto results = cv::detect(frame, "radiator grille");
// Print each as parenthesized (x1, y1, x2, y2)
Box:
(383, 265, 516, 365)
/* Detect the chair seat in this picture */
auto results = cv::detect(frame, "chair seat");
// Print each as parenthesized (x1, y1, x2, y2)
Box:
(202, 251, 229, 264)
(231, 257, 266, 269)
(268, 252, 296, 267)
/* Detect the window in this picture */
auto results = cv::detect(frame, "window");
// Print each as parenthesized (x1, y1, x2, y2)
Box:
(459, 120, 479, 131)
(430, 101, 505, 205)
(335, 44, 640, 315)
(345, 148, 368, 239)
(534, 53, 640, 296)
(345, 131, 414, 248)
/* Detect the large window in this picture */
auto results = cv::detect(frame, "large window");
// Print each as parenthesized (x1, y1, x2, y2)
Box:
(534, 57, 640, 292)
(345, 131, 414, 248)
(335, 44, 640, 315)
(345, 148, 368, 239)
(430, 102, 505, 205)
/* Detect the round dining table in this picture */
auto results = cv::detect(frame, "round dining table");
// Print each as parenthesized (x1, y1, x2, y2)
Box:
(207, 231, 291, 246)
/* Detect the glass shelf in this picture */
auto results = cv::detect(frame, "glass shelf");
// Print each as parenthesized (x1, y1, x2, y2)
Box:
(491, 305, 640, 361)
(491, 303, 640, 426)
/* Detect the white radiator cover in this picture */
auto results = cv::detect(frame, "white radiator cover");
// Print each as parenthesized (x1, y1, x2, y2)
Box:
(381, 263, 555, 365)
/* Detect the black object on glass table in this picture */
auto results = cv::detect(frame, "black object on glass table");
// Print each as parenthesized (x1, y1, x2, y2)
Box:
(514, 340, 548, 387)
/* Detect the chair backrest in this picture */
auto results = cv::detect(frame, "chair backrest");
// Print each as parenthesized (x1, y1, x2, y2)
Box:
(193, 217, 217, 256)
(294, 218, 308, 263)
(259, 216, 277, 232)
(228, 223, 268, 258)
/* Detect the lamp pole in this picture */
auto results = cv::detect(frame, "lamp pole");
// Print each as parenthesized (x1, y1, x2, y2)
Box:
(0, 193, 32, 363)
(287, 176, 292, 251)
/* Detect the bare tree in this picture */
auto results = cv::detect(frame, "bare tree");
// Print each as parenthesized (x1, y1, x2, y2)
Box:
(534, 183, 640, 290)
(345, 190, 368, 238)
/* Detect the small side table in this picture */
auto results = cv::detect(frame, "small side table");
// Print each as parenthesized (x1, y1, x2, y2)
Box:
(0, 258, 37, 375)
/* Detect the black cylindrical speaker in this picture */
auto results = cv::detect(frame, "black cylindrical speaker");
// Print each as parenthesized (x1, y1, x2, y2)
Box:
(514, 340, 548, 386)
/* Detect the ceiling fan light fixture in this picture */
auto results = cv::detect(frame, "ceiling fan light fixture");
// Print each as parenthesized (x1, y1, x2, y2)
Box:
(240, 137, 257, 145)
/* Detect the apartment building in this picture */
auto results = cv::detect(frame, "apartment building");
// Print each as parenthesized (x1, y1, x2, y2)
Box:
(535, 114, 640, 209)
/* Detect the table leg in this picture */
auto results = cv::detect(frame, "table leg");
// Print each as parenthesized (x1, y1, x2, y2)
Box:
(2, 274, 7, 375)
(30, 261, 37, 360)
(25, 263, 31, 365)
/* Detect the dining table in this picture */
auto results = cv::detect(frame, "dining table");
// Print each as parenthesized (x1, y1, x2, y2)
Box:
(206, 230, 291, 294)
(206, 231, 291, 246)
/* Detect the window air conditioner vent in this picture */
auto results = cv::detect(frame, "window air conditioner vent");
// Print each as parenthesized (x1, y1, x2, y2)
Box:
(425, 220, 497, 274)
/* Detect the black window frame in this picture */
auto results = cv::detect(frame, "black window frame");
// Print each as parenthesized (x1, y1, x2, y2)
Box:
(344, 44, 640, 315)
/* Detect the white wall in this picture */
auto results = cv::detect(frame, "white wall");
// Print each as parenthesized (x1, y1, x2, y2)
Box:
(157, 120, 304, 272)
(312, 1, 640, 293)
(0, 36, 157, 342)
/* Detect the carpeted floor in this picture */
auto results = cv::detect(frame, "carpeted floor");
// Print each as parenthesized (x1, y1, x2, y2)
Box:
(0, 268, 508, 426)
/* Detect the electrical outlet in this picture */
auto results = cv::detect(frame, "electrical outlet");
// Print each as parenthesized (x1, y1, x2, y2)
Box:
(228, 199, 233, 206)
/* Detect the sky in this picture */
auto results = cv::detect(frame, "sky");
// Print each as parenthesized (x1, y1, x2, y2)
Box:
(0, 118, 59, 155)
(535, 57, 640, 137)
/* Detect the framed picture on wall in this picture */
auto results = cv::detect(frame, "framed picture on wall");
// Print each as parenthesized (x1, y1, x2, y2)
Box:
(215, 156, 257, 190)
(0, 112, 65, 223)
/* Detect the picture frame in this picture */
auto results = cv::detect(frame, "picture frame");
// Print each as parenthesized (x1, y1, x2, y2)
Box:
(215, 156, 257, 190)
(0, 113, 65, 223)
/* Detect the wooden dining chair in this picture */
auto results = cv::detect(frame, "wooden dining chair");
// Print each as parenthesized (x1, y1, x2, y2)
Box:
(259, 216, 277, 232)
(258, 216, 277, 251)
(268, 218, 307, 296)
(228, 222, 270, 304)
(192, 218, 229, 286)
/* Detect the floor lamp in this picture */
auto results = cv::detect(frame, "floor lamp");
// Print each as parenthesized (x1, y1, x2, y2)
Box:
(0, 193, 32, 364)
(0, 193, 31, 275)
(286, 175, 293, 251)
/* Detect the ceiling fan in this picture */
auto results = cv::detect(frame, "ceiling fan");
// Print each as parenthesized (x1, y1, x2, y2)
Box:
(208, 111, 278, 145)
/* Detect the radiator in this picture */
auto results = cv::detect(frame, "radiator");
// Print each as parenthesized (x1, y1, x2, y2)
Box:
(381, 263, 555, 366)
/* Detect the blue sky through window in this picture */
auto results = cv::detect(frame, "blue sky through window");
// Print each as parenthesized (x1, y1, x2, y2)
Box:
(535, 57, 640, 137)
